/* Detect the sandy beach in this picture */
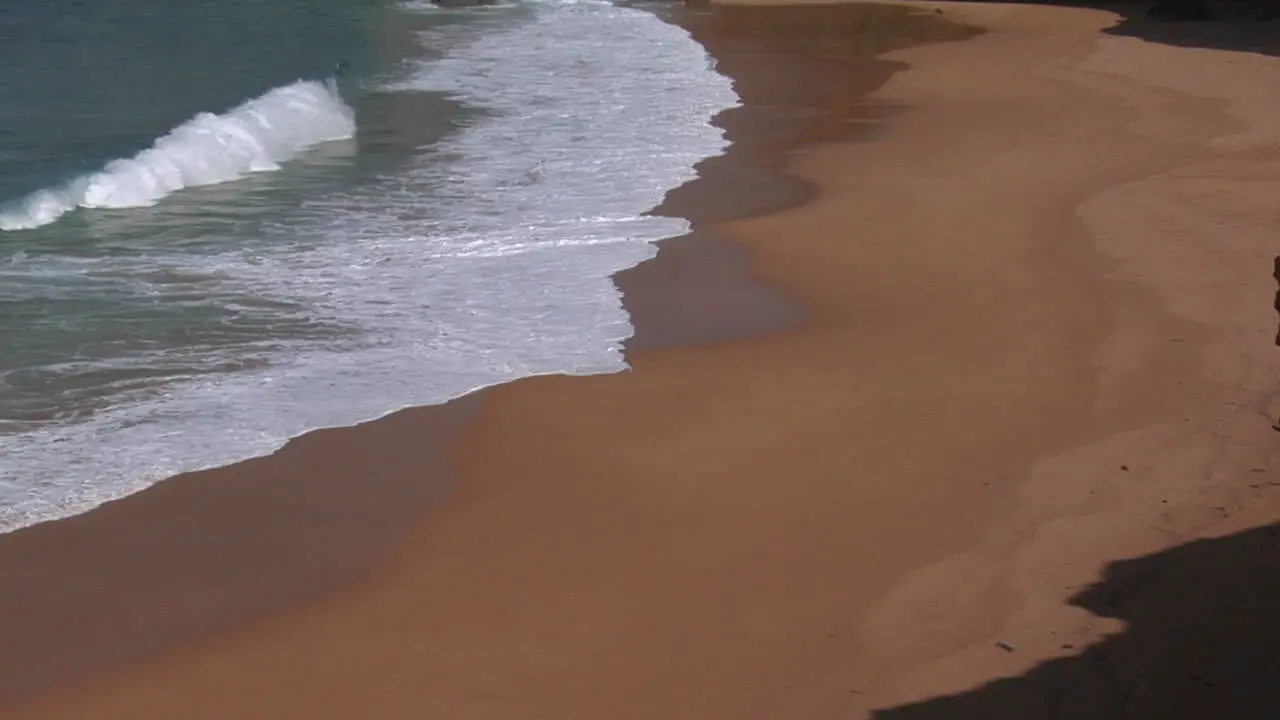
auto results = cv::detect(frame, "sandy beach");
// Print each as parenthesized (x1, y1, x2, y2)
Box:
(4, 1, 1280, 717)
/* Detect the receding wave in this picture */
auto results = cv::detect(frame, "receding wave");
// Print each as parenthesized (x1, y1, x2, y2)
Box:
(0, 0, 738, 533)
(0, 79, 355, 231)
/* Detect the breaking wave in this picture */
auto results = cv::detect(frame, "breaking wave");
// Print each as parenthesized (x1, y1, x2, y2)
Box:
(0, 79, 354, 231)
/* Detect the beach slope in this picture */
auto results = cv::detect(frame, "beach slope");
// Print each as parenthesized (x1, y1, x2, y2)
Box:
(6, 1, 1280, 718)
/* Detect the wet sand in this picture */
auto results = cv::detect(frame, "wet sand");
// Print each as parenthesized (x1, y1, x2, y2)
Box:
(5, 1, 1280, 718)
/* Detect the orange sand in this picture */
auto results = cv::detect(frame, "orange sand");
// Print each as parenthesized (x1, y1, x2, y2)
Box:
(6, 2, 1280, 718)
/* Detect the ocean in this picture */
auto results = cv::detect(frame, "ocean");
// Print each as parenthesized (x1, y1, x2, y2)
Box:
(0, 0, 737, 531)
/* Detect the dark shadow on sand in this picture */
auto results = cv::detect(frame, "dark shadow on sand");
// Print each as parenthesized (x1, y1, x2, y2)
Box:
(874, 523, 1280, 719)
(957, 0, 1280, 57)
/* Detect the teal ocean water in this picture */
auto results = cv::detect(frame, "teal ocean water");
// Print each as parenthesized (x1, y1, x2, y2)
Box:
(0, 0, 737, 530)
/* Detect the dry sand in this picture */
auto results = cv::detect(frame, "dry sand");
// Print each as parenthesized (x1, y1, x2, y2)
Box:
(4, 1, 1280, 718)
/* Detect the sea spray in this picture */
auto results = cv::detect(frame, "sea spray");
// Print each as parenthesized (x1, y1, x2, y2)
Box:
(0, 79, 355, 231)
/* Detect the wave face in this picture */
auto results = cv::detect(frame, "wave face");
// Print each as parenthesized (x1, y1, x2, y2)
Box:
(0, 0, 738, 532)
(0, 80, 354, 231)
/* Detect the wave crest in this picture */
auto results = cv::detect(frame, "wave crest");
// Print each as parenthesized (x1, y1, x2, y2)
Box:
(0, 79, 355, 231)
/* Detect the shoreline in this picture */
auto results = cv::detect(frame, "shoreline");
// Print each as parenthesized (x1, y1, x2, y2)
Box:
(0, 0, 885, 706)
(0, 0, 728, 537)
(7, 1, 1280, 718)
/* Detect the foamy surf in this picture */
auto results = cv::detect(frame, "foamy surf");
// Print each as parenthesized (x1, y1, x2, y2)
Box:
(0, 0, 739, 533)
(0, 79, 355, 231)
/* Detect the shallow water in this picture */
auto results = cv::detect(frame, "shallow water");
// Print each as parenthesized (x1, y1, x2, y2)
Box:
(0, 0, 737, 531)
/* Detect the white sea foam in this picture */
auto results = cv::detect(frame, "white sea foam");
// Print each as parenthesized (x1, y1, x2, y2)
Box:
(0, 0, 739, 531)
(0, 79, 354, 231)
